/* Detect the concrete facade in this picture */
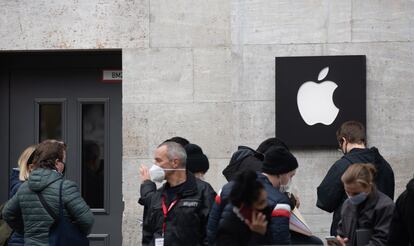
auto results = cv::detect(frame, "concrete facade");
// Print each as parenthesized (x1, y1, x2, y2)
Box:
(1, 0, 414, 245)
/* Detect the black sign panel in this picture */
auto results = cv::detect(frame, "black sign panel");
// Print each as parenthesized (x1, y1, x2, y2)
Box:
(275, 55, 366, 147)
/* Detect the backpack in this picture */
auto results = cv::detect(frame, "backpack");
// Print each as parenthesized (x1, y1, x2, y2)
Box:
(37, 180, 89, 246)
(0, 202, 13, 246)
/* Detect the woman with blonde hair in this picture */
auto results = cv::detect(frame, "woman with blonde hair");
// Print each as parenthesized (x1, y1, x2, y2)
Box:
(3, 139, 94, 246)
(330, 163, 394, 246)
(8, 145, 36, 246)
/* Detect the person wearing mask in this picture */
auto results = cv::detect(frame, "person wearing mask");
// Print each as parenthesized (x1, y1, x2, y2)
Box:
(388, 176, 414, 245)
(184, 143, 209, 180)
(215, 170, 269, 246)
(317, 121, 395, 236)
(209, 146, 322, 245)
(139, 141, 216, 245)
(2, 140, 94, 246)
(7, 145, 36, 246)
(138, 136, 191, 208)
(331, 163, 394, 246)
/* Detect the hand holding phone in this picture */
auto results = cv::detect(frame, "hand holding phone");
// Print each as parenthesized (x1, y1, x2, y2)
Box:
(326, 236, 339, 245)
(325, 235, 347, 246)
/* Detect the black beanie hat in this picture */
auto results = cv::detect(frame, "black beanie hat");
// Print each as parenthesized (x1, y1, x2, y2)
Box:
(262, 146, 298, 175)
(256, 137, 289, 153)
(185, 144, 209, 174)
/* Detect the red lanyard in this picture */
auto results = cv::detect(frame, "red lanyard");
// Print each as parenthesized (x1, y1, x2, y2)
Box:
(161, 196, 179, 235)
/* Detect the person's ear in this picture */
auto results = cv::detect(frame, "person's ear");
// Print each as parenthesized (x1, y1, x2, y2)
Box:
(28, 164, 35, 172)
(172, 159, 180, 168)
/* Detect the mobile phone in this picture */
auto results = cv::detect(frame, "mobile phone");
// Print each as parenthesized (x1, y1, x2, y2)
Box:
(325, 236, 340, 245)
(239, 207, 253, 221)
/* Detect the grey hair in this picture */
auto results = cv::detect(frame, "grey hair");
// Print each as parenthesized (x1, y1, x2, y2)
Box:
(158, 141, 187, 167)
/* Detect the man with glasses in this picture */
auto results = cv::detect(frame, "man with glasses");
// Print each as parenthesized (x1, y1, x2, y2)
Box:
(316, 121, 395, 236)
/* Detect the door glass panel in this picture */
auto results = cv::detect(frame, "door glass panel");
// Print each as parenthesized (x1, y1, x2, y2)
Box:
(39, 104, 62, 142)
(82, 104, 105, 209)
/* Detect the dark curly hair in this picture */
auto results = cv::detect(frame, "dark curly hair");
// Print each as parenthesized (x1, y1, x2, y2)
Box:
(32, 139, 67, 170)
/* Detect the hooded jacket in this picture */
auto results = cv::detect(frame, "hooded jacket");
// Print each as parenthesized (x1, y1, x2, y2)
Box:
(2, 168, 94, 246)
(337, 188, 394, 246)
(316, 147, 395, 235)
(388, 178, 414, 245)
(140, 171, 216, 246)
(222, 146, 264, 182)
(207, 172, 291, 245)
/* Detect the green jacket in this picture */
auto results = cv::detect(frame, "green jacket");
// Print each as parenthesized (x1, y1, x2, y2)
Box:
(2, 168, 94, 246)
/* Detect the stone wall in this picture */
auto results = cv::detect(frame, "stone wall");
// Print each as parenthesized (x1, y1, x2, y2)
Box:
(1, 0, 413, 245)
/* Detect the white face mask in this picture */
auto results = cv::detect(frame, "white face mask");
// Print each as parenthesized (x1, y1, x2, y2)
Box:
(148, 164, 186, 183)
(279, 176, 292, 193)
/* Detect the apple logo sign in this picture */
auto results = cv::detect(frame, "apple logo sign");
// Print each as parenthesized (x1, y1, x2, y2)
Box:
(275, 55, 366, 147)
(297, 67, 339, 126)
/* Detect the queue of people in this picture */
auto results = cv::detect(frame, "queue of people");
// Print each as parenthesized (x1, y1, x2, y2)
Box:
(137, 121, 412, 246)
(1, 120, 414, 246)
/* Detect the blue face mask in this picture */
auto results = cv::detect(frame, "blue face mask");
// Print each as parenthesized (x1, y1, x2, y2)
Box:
(348, 192, 368, 205)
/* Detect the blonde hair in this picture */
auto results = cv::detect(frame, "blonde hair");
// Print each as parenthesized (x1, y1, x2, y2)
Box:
(17, 145, 36, 181)
(341, 163, 377, 188)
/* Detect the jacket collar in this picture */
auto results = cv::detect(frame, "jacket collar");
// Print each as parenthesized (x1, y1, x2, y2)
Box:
(161, 171, 198, 198)
(256, 172, 273, 187)
(347, 147, 380, 157)
(357, 187, 379, 213)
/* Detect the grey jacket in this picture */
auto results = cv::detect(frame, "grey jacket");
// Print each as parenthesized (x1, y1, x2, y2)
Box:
(337, 188, 394, 246)
(2, 168, 94, 246)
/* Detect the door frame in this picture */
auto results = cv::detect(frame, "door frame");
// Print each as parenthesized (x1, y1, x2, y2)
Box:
(0, 51, 123, 245)
(0, 69, 10, 203)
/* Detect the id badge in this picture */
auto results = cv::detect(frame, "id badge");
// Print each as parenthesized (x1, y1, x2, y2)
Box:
(155, 237, 164, 246)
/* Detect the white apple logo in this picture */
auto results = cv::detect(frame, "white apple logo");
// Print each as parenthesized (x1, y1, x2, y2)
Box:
(297, 67, 339, 126)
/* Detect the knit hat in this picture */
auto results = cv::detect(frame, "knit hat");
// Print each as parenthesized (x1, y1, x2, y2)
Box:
(185, 144, 209, 174)
(262, 146, 298, 175)
(256, 137, 289, 153)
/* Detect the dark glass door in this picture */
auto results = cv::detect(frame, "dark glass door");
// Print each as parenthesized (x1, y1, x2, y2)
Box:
(2, 52, 122, 246)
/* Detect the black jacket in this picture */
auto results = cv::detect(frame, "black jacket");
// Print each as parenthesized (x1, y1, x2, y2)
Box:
(316, 147, 395, 235)
(208, 173, 291, 245)
(337, 188, 394, 246)
(140, 172, 216, 246)
(388, 178, 414, 246)
(215, 204, 271, 246)
(222, 146, 263, 181)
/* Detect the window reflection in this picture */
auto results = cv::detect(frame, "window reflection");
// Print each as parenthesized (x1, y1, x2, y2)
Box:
(39, 104, 62, 142)
(81, 104, 105, 209)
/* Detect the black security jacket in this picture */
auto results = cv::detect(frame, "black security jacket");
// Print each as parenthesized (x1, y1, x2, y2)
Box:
(140, 172, 216, 246)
